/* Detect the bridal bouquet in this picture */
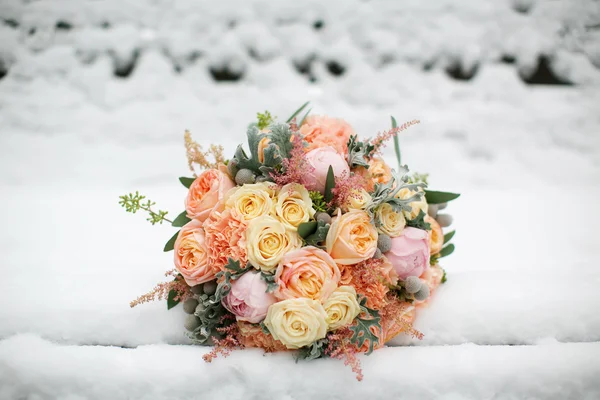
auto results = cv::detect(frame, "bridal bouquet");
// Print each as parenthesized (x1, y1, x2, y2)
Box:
(120, 103, 459, 380)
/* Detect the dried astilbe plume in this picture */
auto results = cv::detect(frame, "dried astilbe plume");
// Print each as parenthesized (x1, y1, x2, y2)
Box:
(369, 119, 420, 153)
(349, 258, 391, 310)
(330, 171, 370, 210)
(184, 130, 225, 175)
(380, 294, 424, 341)
(129, 270, 192, 308)
(326, 328, 364, 381)
(203, 316, 242, 362)
(270, 133, 314, 187)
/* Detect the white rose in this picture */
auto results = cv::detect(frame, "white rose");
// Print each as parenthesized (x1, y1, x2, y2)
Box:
(275, 183, 315, 230)
(245, 215, 302, 272)
(264, 298, 327, 349)
(323, 286, 361, 330)
(225, 182, 277, 221)
(375, 203, 406, 237)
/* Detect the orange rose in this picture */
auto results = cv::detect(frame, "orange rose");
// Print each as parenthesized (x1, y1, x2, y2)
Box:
(326, 210, 378, 265)
(274, 246, 341, 302)
(185, 169, 235, 222)
(174, 220, 218, 286)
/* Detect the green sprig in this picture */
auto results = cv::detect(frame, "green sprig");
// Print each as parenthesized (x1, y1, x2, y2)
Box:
(309, 191, 328, 213)
(257, 111, 275, 130)
(349, 297, 381, 355)
(118, 192, 172, 225)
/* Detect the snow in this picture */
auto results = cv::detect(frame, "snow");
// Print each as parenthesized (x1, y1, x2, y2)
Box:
(1, 0, 600, 397)
(1, 334, 599, 400)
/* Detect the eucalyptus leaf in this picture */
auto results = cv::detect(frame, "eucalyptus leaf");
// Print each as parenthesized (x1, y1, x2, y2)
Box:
(324, 166, 335, 203)
(171, 211, 191, 227)
(179, 176, 195, 188)
(163, 230, 180, 252)
(443, 230, 456, 244)
(439, 243, 455, 258)
(286, 101, 310, 122)
(297, 221, 318, 238)
(425, 190, 461, 204)
(391, 116, 402, 170)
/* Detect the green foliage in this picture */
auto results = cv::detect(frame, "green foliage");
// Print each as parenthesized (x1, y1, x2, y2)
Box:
(296, 339, 329, 361)
(286, 101, 310, 123)
(439, 243, 455, 258)
(260, 272, 279, 293)
(304, 220, 330, 248)
(179, 176, 195, 188)
(349, 297, 381, 355)
(425, 190, 461, 204)
(298, 108, 312, 126)
(443, 230, 456, 244)
(167, 274, 184, 310)
(366, 167, 426, 220)
(347, 134, 375, 168)
(324, 166, 335, 204)
(297, 221, 318, 238)
(406, 172, 429, 185)
(119, 191, 172, 225)
(257, 110, 275, 129)
(309, 191, 328, 213)
(260, 321, 271, 335)
(214, 258, 248, 301)
(392, 116, 401, 170)
(171, 211, 191, 227)
(163, 230, 179, 252)
(406, 210, 432, 231)
(441, 267, 447, 284)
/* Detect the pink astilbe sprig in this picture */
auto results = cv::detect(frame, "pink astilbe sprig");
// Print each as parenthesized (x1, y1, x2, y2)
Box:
(330, 170, 370, 210)
(129, 270, 192, 308)
(369, 119, 420, 154)
(326, 328, 364, 381)
(203, 315, 242, 363)
(270, 133, 314, 187)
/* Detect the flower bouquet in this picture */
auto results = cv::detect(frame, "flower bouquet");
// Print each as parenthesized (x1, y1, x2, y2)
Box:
(120, 103, 459, 380)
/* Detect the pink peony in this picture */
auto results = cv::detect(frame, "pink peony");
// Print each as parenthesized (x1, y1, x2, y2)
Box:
(174, 220, 219, 286)
(385, 227, 430, 280)
(301, 146, 350, 193)
(299, 115, 354, 155)
(185, 169, 235, 222)
(222, 271, 277, 324)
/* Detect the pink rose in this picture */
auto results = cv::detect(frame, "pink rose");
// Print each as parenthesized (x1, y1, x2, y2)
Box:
(385, 227, 430, 280)
(222, 271, 276, 324)
(299, 115, 354, 155)
(174, 220, 219, 286)
(301, 147, 350, 193)
(274, 246, 341, 302)
(185, 169, 235, 222)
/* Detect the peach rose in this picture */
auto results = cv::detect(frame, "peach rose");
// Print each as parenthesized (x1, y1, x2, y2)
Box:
(185, 169, 235, 222)
(274, 246, 341, 302)
(301, 147, 350, 193)
(174, 220, 218, 286)
(299, 115, 354, 155)
(368, 157, 392, 185)
(426, 215, 444, 255)
(326, 210, 378, 265)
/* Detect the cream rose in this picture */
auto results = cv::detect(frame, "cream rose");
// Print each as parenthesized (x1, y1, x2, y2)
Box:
(343, 188, 372, 212)
(275, 183, 316, 230)
(246, 215, 302, 272)
(375, 203, 406, 238)
(326, 210, 378, 265)
(396, 188, 428, 220)
(263, 298, 328, 349)
(225, 182, 277, 221)
(323, 286, 361, 330)
(274, 246, 341, 302)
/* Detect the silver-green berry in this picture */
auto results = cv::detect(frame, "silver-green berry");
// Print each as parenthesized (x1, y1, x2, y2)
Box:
(227, 159, 239, 177)
(414, 284, 430, 301)
(427, 204, 439, 218)
(203, 281, 217, 296)
(184, 315, 201, 331)
(183, 298, 199, 314)
(377, 234, 392, 253)
(315, 212, 332, 225)
(190, 285, 203, 295)
(195, 302, 206, 314)
(404, 276, 422, 294)
(436, 214, 453, 228)
(373, 248, 383, 259)
(235, 169, 256, 185)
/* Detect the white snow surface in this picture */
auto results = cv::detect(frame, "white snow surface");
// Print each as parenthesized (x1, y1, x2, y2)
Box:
(1, 334, 599, 400)
(1, 0, 600, 397)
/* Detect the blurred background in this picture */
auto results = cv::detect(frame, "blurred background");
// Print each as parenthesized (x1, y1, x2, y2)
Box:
(0, 0, 599, 346)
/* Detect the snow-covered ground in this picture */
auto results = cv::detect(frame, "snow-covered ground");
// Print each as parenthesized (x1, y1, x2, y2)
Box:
(1, 0, 600, 398)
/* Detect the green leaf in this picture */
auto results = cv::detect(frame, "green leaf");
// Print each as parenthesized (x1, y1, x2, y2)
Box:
(295, 339, 328, 361)
(425, 190, 461, 204)
(406, 209, 431, 231)
(286, 101, 310, 123)
(179, 176, 195, 188)
(439, 243, 455, 258)
(163, 230, 180, 252)
(324, 166, 335, 203)
(171, 211, 191, 227)
(349, 297, 381, 355)
(441, 267, 447, 284)
(260, 272, 279, 293)
(443, 230, 456, 244)
(346, 134, 374, 168)
(166, 275, 184, 310)
(297, 108, 312, 127)
(304, 220, 330, 247)
(297, 221, 318, 238)
(391, 116, 401, 170)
